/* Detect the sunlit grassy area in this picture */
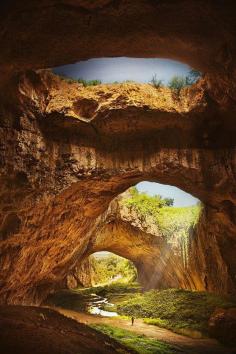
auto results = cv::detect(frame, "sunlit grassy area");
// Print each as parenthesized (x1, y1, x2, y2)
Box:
(76, 282, 141, 297)
(77, 282, 141, 312)
(91, 324, 179, 354)
(89, 253, 137, 286)
(46, 282, 140, 312)
(123, 187, 201, 242)
(117, 288, 236, 336)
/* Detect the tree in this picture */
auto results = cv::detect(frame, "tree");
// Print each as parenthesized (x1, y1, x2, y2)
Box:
(77, 78, 101, 87)
(168, 70, 202, 92)
(168, 75, 186, 91)
(163, 198, 174, 206)
(186, 69, 201, 85)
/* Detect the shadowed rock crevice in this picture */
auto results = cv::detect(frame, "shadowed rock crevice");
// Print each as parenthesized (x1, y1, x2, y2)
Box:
(0, 212, 21, 241)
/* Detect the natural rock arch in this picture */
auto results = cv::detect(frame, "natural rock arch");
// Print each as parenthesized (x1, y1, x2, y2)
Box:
(0, 71, 235, 305)
(66, 194, 198, 291)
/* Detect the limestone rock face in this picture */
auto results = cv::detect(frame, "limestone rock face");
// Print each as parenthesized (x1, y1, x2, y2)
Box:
(67, 258, 93, 289)
(0, 69, 236, 304)
(1, 1, 236, 108)
(68, 193, 198, 291)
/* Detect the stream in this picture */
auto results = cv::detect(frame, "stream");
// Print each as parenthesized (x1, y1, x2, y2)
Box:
(46, 290, 119, 317)
(87, 294, 118, 317)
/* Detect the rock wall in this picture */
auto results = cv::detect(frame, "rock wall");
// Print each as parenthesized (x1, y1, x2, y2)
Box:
(68, 193, 198, 291)
(0, 70, 235, 304)
(1, 1, 236, 107)
(67, 258, 93, 289)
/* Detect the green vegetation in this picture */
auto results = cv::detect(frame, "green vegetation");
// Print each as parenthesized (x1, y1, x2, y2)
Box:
(155, 205, 200, 238)
(56, 67, 201, 92)
(168, 70, 201, 91)
(46, 282, 140, 314)
(91, 324, 178, 354)
(150, 69, 201, 91)
(74, 282, 140, 313)
(57, 75, 78, 84)
(186, 69, 202, 85)
(56, 68, 201, 91)
(125, 187, 174, 213)
(76, 282, 140, 298)
(168, 75, 187, 91)
(55, 73, 102, 86)
(90, 253, 137, 286)
(123, 187, 201, 267)
(117, 288, 236, 336)
(150, 74, 163, 89)
(124, 187, 201, 243)
(77, 78, 102, 87)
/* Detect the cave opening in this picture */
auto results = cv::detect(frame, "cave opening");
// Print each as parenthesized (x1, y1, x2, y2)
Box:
(46, 181, 202, 312)
(66, 251, 138, 291)
(80, 251, 138, 288)
(52, 57, 202, 88)
(72, 180, 202, 293)
(46, 251, 138, 317)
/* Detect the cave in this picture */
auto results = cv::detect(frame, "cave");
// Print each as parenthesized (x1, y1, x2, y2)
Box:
(1, 67, 235, 304)
(63, 183, 201, 292)
(1, 1, 236, 353)
(66, 251, 138, 289)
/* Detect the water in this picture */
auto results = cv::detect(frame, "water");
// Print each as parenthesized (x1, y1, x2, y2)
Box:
(45, 290, 123, 317)
(87, 294, 118, 317)
(46, 290, 118, 317)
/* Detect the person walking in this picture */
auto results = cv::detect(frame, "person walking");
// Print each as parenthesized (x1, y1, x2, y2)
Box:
(131, 316, 134, 326)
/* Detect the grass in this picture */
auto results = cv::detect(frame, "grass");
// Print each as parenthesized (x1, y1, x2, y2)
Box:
(45, 282, 140, 313)
(117, 288, 236, 336)
(91, 324, 179, 354)
(76, 282, 141, 297)
(47, 282, 236, 340)
(142, 319, 203, 339)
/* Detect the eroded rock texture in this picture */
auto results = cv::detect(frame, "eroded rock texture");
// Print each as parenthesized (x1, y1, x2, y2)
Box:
(1, 0, 236, 304)
(67, 193, 197, 291)
(1, 1, 236, 107)
(0, 70, 235, 304)
(67, 258, 93, 289)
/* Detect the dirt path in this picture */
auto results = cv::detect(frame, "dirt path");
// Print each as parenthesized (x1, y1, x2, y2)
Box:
(54, 307, 235, 354)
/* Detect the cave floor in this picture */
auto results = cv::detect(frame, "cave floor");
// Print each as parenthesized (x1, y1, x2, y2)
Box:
(0, 305, 136, 354)
(55, 307, 236, 354)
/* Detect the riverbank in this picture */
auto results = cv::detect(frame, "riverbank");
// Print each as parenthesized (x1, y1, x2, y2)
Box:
(54, 307, 234, 354)
(46, 284, 236, 341)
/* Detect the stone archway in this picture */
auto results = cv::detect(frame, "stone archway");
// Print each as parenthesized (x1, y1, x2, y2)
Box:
(66, 192, 198, 292)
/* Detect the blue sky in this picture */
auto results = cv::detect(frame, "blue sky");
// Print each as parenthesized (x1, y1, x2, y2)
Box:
(53, 58, 197, 207)
(53, 57, 191, 84)
(136, 182, 199, 207)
